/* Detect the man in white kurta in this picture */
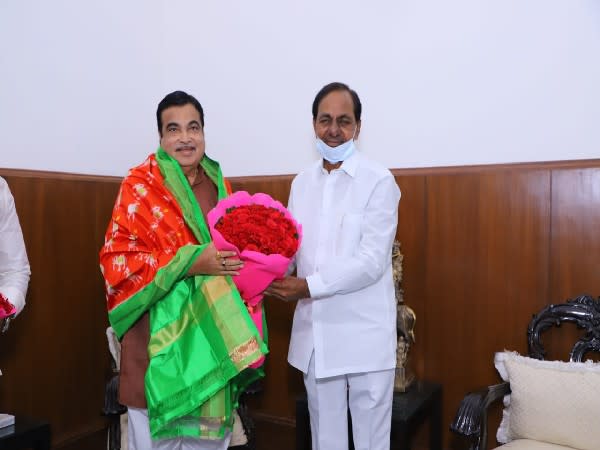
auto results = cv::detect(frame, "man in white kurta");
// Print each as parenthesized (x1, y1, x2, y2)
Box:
(0, 176, 31, 329)
(267, 82, 401, 450)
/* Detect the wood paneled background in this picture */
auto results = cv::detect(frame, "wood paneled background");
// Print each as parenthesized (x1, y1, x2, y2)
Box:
(1, 159, 600, 449)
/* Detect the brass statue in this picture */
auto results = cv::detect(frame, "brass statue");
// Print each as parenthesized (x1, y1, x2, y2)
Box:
(392, 241, 416, 392)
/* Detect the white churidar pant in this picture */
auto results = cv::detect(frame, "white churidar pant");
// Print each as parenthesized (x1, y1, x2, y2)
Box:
(304, 352, 395, 450)
(127, 407, 232, 450)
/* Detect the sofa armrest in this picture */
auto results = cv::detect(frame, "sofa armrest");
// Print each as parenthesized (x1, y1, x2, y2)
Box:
(450, 381, 510, 450)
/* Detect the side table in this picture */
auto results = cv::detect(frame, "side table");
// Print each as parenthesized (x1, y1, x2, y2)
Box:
(296, 380, 442, 450)
(0, 416, 51, 450)
(391, 380, 442, 450)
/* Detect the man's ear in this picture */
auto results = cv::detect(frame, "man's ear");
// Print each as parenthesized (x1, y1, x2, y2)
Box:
(354, 121, 362, 140)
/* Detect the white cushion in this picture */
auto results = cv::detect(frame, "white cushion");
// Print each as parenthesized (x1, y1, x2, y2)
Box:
(494, 351, 600, 450)
(495, 439, 575, 450)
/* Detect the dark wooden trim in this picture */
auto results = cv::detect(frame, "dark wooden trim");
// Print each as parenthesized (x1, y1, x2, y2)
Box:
(4, 156, 600, 182)
(53, 418, 109, 449)
(251, 410, 296, 428)
(390, 158, 600, 175)
(0, 167, 123, 183)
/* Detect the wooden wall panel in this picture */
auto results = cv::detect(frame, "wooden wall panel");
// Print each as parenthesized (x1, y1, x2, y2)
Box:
(1, 159, 600, 449)
(393, 174, 427, 377)
(543, 168, 600, 364)
(550, 168, 600, 299)
(424, 169, 553, 449)
(229, 174, 293, 205)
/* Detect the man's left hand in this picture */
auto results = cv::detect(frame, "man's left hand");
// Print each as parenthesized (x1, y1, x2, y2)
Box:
(265, 276, 310, 302)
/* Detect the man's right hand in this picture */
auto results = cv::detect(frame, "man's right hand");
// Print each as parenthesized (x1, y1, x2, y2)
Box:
(264, 276, 310, 302)
(187, 242, 243, 276)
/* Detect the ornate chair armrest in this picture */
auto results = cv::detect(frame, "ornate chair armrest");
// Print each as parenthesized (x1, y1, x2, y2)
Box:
(103, 374, 127, 416)
(450, 381, 510, 450)
(103, 374, 127, 450)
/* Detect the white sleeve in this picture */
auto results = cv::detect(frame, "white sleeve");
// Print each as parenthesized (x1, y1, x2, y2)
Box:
(0, 179, 31, 315)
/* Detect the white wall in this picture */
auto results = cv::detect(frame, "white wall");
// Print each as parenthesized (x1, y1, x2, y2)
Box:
(1, 0, 599, 177)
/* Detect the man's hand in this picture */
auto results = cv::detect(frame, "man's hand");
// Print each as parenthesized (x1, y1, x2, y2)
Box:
(265, 276, 310, 302)
(187, 242, 243, 276)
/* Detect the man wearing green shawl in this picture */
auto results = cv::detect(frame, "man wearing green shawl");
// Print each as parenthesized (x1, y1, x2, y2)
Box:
(100, 91, 267, 449)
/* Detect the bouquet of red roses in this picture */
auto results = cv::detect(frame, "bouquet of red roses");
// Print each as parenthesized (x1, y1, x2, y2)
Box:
(207, 191, 302, 367)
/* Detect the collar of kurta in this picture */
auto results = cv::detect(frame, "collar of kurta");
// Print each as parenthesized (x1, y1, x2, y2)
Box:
(320, 150, 360, 178)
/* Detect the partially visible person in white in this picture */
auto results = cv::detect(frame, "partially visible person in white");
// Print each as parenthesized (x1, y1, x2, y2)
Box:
(0, 176, 31, 328)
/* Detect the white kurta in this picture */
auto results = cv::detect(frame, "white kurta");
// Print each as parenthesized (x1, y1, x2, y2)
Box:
(287, 151, 401, 379)
(0, 177, 30, 315)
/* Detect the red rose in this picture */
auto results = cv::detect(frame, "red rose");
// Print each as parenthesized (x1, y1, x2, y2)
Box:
(215, 204, 299, 257)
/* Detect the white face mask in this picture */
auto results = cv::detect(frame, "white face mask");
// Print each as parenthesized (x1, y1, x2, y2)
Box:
(316, 129, 357, 163)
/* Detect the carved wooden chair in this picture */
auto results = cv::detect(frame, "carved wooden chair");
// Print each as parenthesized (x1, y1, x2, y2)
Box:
(103, 327, 127, 450)
(451, 295, 600, 450)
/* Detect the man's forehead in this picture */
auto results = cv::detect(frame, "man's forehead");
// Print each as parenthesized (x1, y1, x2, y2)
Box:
(161, 104, 200, 123)
(317, 91, 354, 116)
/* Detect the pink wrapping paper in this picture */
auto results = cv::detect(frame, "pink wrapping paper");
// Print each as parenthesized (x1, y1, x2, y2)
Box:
(207, 191, 302, 368)
(0, 295, 15, 320)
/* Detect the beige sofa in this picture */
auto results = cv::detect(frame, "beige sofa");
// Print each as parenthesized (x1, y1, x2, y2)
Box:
(451, 295, 600, 450)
